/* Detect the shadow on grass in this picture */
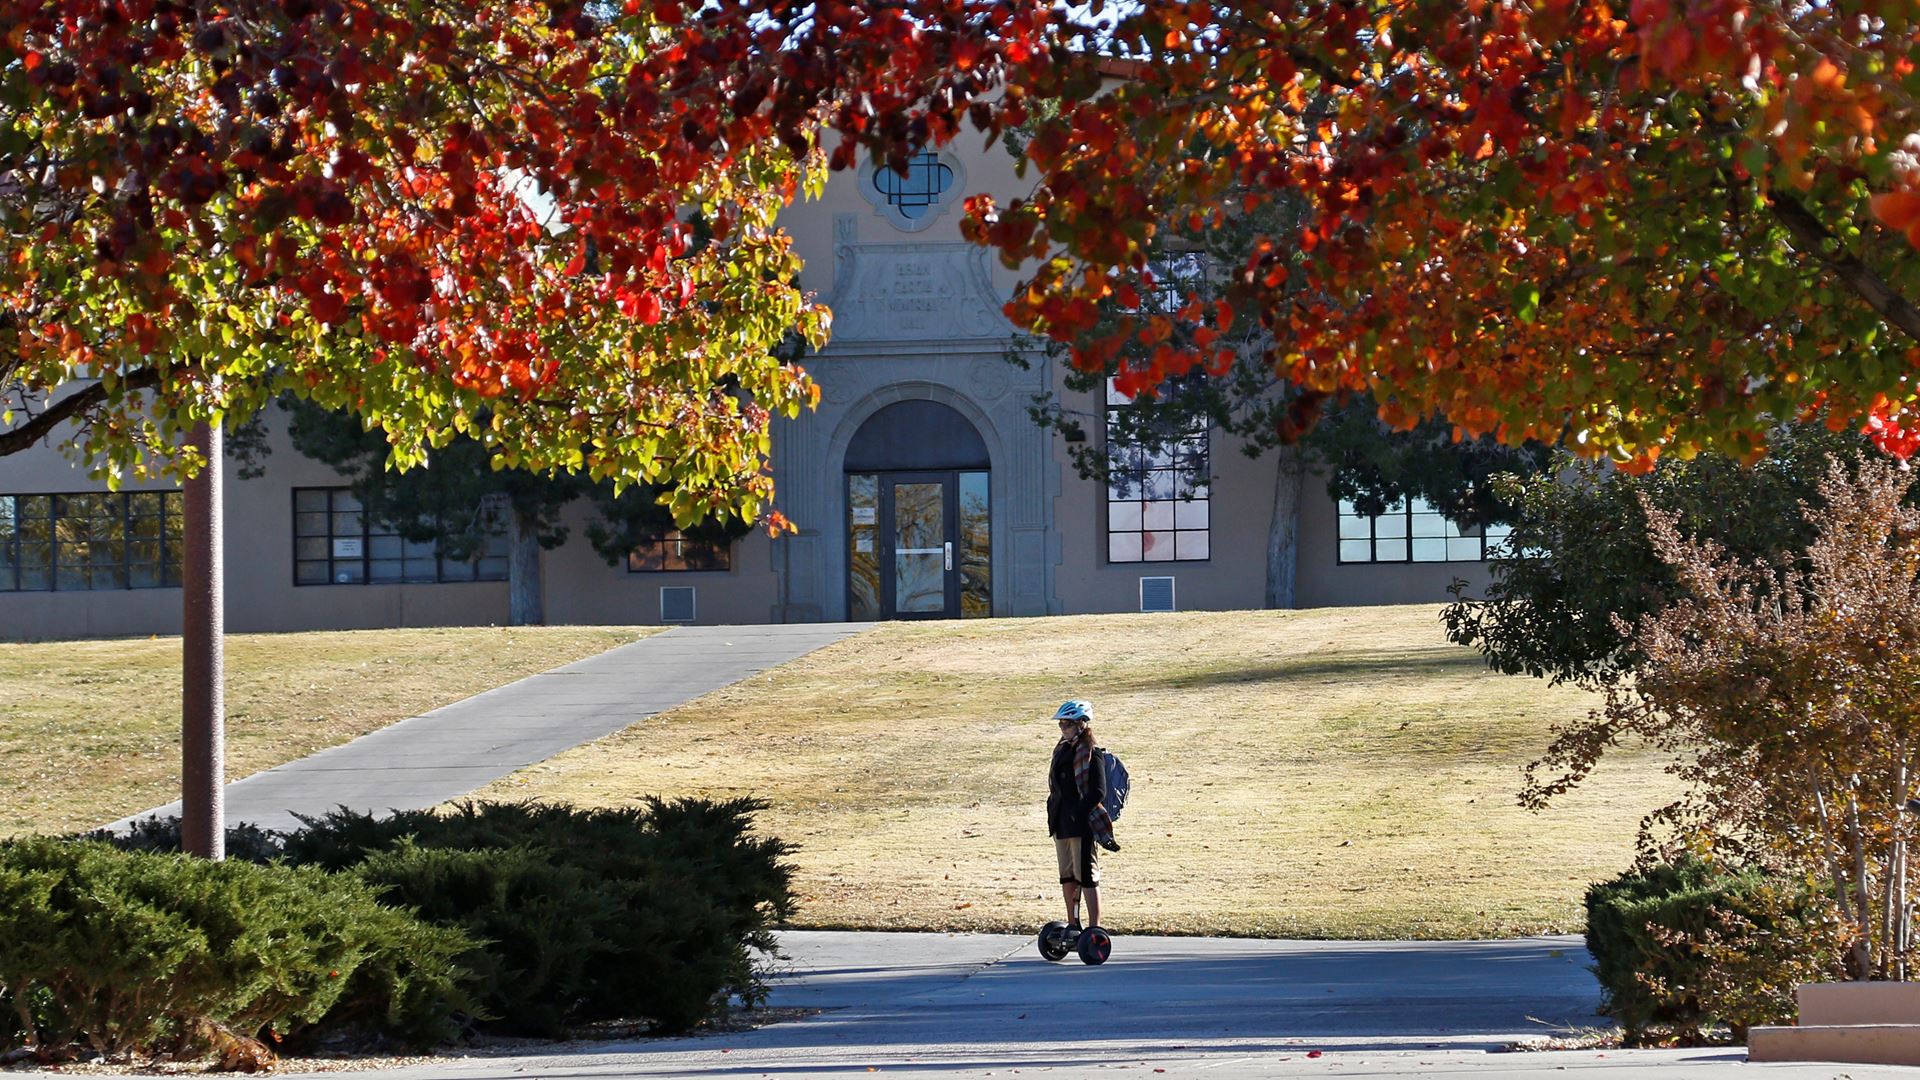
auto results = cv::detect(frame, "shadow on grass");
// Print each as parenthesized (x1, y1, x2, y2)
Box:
(1122, 648, 1491, 694)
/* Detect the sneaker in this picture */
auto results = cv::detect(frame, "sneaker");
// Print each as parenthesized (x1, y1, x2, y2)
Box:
(1097, 835, 1120, 852)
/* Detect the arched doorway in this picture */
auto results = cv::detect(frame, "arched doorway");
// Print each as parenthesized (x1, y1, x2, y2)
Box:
(844, 400, 991, 620)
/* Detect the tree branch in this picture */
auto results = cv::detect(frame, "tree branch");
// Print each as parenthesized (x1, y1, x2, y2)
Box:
(0, 368, 164, 457)
(1769, 193, 1920, 343)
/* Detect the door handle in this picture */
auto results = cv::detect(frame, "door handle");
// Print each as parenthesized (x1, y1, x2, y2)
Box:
(944, 541, 953, 571)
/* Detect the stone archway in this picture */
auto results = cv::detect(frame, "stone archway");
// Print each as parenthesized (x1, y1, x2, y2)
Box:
(841, 399, 992, 620)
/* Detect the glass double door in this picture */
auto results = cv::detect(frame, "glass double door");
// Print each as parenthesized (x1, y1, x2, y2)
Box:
(848, 471, 989, 621)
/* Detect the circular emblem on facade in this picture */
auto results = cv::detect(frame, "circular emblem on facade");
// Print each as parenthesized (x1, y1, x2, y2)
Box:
(817, 373, 851, 406)
(968, 358, 1013, 402)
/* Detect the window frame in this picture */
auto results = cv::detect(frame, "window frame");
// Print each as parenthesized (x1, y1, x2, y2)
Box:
(1334, 496, 1515, 565)
(291, 487, 508, 586)
(624, 527, 733, 574)
(0, 490, 183, 593)
(1102, 378, 1212, 565)
(858, 149, 966, 233)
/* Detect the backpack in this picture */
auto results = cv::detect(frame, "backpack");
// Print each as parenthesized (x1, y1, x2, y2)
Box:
(1098, 747, 1131, 822)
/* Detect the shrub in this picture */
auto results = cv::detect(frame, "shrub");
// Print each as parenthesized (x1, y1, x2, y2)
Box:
(350, 843, 619, 1038)
(83, 817, 287, 864)
(1586, 857, 1846, 1042)
(1676, 882, 1851, 1038)
(0, 838, 472, 1059)
(283, 884, 479, 1050)
(280, 798, 795, 1033)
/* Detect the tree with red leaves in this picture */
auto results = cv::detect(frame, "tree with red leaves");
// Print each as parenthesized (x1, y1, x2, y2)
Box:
(0, 0, 1051, 856)
(867, 1, 1920, 470)
(0, 0, 973, 521)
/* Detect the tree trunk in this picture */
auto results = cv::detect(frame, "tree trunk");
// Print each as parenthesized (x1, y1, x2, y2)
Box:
(182, 420, 225, 860)
(1892, 747, 1913, 980)
(1809, 773, 1865, 974)
(507, 506, 545, 626)
(1848, 793, 1876, 977)
(1265, 445, 1306, 609)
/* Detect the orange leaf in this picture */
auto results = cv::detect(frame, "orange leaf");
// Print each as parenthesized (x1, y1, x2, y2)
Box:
(1872, 191, 1920, 231)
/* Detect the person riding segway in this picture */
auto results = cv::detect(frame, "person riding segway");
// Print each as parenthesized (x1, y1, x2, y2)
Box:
(1039, 699, 1125, 965)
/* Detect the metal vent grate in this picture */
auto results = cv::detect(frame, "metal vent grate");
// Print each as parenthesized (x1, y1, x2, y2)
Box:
(660, 586, 696, 623)
(1139, 576, 1176, 613)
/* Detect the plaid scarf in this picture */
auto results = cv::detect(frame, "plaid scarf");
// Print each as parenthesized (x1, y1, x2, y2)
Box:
(1070, 732, 1116, 845)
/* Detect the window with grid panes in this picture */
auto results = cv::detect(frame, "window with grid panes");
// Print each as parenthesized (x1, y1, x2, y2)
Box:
(0, 491, 182, 591)
(1335, 496, 1515, 563)
(870, 150, 954, 221)
(626, 529, 731, 572)
(1105, 378, 1210, 563)
(293, 488, 507, 585)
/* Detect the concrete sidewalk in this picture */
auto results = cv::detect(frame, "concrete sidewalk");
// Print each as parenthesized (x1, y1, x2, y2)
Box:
(114, 623, 869, 833)
(267, 931, 1900, 1078)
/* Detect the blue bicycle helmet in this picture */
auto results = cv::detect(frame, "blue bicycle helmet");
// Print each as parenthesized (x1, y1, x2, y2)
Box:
(1052, 699, 1093, 723)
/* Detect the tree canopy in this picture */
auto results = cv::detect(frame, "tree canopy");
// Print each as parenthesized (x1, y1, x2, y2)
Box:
(13, 0, 1919, 504)
(1443, 423, 1885, 695)
(909, 1, 1920, 467)
(1, 0, 891, 524)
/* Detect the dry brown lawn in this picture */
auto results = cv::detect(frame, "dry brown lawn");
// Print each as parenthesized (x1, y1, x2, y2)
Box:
(477, 605, 1679, 939)
(0, 626, 655, 836)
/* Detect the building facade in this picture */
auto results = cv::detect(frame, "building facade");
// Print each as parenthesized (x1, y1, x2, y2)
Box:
(0, 137, 1502, 640)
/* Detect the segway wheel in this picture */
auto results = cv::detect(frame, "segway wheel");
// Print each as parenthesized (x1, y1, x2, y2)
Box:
(1037, 921, 1073, 962)
(1077, 925, 1112, 965)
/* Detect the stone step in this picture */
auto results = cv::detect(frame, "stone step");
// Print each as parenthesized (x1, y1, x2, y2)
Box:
(1749, 1024, 1920, 1066)
(1798, 980, 1920, 1025)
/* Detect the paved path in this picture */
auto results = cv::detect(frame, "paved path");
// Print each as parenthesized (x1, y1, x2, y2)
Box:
(262, 931, 1900, 1078)
(113, 623, 869, 833)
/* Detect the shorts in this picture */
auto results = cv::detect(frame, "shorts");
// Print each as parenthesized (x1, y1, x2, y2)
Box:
(1055, 836, 1101, 886)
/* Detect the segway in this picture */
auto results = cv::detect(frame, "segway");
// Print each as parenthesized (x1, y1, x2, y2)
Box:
(1037, 921, 1112, 965)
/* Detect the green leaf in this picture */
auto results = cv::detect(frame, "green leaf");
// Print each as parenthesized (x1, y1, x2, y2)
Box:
(1513, 284, 1542, 324)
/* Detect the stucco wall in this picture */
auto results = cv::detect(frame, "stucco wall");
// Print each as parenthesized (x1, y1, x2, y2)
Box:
(0, 417, 507, 640)
(1047, 401, 1286, 615)
(0, 409, 793, 641)
(780, 133, 1033, 306)
(1042, 363, 1488, 614)
(1294, 483, 1491, 608)
(538, 503, 778, 627)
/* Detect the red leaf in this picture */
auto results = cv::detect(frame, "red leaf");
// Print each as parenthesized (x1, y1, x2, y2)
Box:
(310, 292, 346, 326)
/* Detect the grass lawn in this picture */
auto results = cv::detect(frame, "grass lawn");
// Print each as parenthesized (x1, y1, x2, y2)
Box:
(477, 605, 1680, 940)
(0, 626, 655, 837)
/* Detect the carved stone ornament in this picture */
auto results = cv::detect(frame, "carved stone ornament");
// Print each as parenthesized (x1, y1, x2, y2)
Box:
(824, 242, 1016, 346)
(968, 357, 1013, 401)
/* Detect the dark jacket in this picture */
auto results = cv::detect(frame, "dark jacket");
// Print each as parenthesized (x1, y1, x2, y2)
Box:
(1047, 738, 1106, 839)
